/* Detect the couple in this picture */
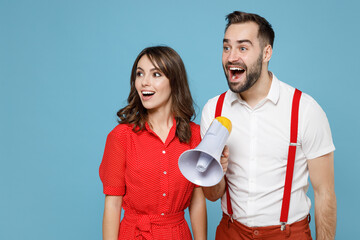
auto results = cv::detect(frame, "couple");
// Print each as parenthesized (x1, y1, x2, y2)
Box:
(99, 11, 336, 240)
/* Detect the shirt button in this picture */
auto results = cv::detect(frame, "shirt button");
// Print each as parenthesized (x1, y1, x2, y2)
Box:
(162, 150, 166, 154)
(161, 213, 164, 216)
(163, 171, 167, 175)
(163, 193, 166, 197)
(254, 230, 259, 235)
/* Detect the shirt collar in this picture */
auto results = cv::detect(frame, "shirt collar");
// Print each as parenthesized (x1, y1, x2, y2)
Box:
(266, 73, 280, 105)
(227, 72, 280, 106)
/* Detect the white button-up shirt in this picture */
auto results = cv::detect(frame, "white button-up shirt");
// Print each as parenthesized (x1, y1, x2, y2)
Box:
(200, 74, 335, 227)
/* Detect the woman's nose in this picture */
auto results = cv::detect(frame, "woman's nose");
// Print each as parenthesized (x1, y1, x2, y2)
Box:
(141, 74, 151, 86)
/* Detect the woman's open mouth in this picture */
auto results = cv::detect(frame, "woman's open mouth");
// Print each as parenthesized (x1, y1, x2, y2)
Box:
(141, 91, 155, 100)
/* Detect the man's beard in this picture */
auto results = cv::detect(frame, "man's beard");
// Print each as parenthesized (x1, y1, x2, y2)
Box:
(224, 53, 263, 93)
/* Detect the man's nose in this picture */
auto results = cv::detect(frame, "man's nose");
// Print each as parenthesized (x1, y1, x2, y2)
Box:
(228, 49, 240, 63)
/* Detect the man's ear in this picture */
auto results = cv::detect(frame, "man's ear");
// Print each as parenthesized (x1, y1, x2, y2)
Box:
(263, 44, 272, 63)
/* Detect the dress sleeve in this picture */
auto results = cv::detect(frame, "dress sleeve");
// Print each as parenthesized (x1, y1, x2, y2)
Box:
(99, 125, 127, 195)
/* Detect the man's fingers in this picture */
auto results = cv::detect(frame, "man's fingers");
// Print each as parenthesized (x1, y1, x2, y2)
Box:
(222, 145, 229, 157)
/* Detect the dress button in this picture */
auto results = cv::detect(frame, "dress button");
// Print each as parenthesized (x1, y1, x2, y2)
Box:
(254, 230, 259, 235)
(163, 171, 167, 175)
(161, 213, 164, 216)
(163, 193, 166, 197)
(162, 150, 166, 154)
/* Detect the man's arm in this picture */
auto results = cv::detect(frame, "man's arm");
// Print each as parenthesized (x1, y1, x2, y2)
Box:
(308, 152, 336, 240)
(202, 146, 229, 201)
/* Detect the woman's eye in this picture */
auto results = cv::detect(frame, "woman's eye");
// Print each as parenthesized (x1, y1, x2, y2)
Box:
(136, 71, 143, 77)
(154, 72, 161, 77)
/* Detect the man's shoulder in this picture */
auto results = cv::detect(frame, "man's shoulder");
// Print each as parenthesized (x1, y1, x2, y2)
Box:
(204, 90, 231, 107)
(277, 80, 324, 116)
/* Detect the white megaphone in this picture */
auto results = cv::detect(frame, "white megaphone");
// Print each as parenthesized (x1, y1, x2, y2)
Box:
(178, 116, 232, 187)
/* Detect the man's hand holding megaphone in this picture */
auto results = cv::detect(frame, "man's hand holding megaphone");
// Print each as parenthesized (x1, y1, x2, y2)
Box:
(178, 117, 232, 187)
(220, 145, 229, 173)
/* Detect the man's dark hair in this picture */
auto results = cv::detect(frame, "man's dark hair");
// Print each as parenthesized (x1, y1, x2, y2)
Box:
(225, 11, 275, 48)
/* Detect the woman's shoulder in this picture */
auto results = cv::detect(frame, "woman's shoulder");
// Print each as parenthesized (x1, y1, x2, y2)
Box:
(108, 123, 133, 138)
(189, 121, 200, 133)
(189, 122, 201, 145)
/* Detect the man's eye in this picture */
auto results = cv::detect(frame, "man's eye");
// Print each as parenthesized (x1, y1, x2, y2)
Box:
(223, 46, 230, 51)
(240, 47, 247, 51)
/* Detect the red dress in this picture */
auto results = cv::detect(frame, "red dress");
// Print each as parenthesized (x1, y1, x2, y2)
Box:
(99, 118, 201, 240)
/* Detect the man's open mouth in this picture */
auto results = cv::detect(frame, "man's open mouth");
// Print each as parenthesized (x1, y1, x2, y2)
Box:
(229, 66, 245, 81)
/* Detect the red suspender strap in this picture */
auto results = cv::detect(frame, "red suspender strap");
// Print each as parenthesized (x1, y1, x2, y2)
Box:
(214, 92, 233, 218)
(215, 91, 226, 118)
(224, 175, 233, 217)
(280, 88, 302, 230)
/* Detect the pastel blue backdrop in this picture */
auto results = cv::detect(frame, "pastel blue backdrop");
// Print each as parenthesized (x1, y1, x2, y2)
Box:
(1, 0, 359, 239)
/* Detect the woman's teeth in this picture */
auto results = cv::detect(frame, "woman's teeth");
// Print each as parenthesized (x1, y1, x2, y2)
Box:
(142, 91, 155, 96)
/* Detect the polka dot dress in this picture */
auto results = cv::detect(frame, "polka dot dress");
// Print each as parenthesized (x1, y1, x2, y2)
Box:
(99, 118, 201, 239)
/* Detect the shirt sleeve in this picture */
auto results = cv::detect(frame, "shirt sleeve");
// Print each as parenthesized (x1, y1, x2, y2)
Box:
(299, 95, 335, 160)
(200, 98, 216, 139)
(99, 125, 127, 195)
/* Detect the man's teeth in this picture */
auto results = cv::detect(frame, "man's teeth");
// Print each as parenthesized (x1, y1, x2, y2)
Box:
(230, 67, 244, 80)
(229, 67, 244, 71)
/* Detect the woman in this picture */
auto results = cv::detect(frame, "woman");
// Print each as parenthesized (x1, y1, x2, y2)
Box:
(99, 46, 207, 239)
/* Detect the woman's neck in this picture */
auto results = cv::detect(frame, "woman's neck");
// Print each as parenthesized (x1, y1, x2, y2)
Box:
(147, 110, 174, 143)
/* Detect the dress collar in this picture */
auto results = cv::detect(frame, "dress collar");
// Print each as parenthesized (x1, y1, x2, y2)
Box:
(145, 117, 177, 146)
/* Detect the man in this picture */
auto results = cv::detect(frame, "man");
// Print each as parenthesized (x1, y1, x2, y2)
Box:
(201, 11, 336, 239)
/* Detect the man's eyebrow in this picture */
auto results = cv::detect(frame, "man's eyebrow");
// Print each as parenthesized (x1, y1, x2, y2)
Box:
(223, 39, 253, 46)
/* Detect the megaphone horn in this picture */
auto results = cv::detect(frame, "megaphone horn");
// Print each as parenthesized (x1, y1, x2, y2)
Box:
(178, 116, 232, 187)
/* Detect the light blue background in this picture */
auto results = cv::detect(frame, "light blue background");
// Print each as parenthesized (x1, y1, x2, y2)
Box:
(1, 0, 359, 239)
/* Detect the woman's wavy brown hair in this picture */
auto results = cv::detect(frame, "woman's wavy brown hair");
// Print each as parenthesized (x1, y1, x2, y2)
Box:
(117, 46, 195, 143)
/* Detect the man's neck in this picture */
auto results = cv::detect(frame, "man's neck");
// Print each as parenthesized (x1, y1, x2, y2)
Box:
(240, 71, 273, 108)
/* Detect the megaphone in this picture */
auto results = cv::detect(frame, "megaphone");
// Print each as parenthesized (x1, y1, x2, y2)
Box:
(178, 116, 232, 187)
